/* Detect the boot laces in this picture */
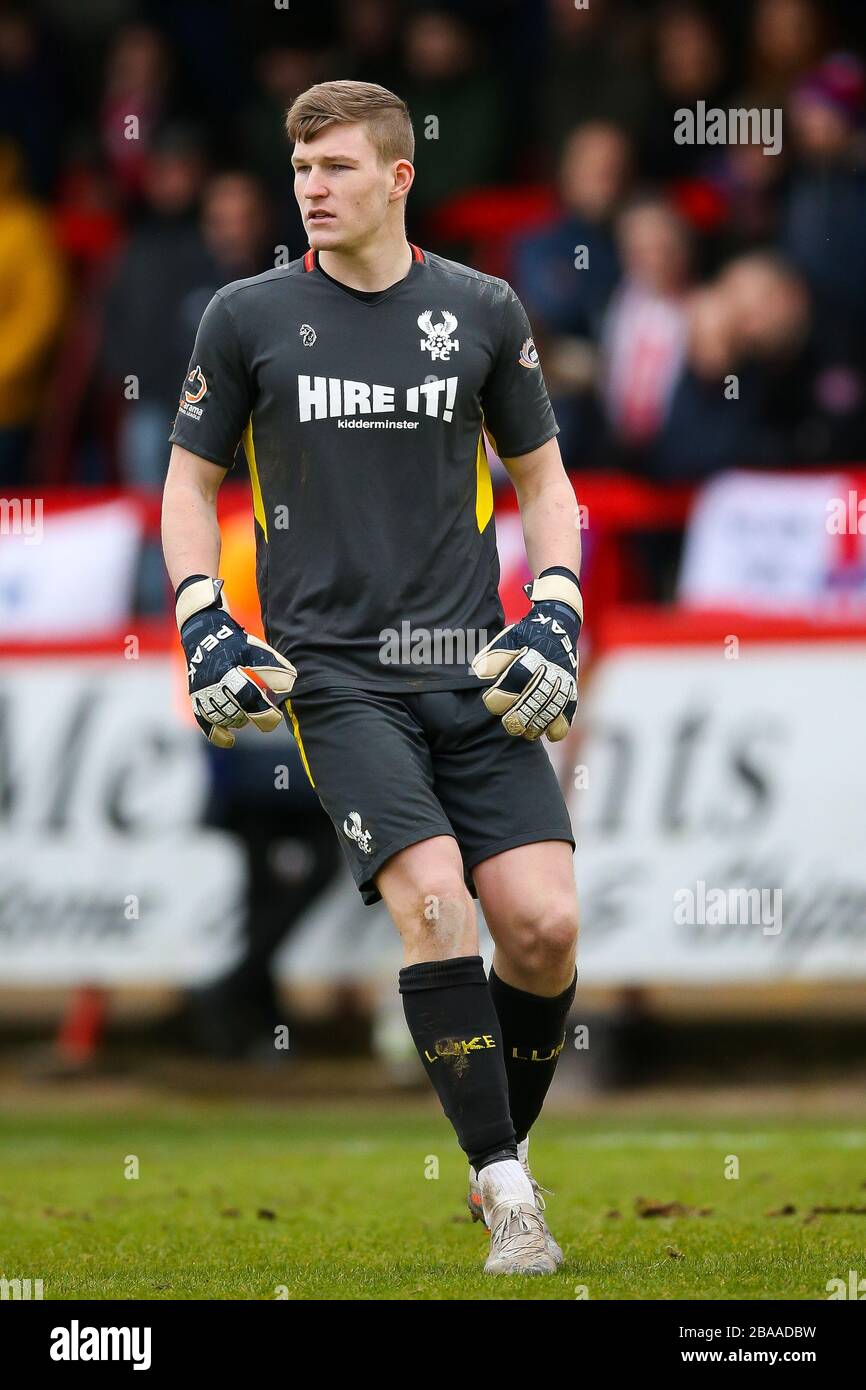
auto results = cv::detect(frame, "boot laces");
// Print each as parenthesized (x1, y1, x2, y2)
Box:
(490, 1203, 543, 1256)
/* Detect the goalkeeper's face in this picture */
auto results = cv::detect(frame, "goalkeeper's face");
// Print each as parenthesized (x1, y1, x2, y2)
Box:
(292, 122, 411, 253)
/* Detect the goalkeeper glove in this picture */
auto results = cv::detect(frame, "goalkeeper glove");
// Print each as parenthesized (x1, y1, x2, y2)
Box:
(176, 575, 297, 749)
(471, 566, 582, 742)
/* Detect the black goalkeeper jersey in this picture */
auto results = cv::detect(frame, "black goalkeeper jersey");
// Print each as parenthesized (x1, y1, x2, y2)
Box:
(169, 244, 559, 695)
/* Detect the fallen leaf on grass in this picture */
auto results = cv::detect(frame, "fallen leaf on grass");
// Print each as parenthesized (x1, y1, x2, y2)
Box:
(635, 1197, 713, 1218)
(803, 1204, 866, 1223)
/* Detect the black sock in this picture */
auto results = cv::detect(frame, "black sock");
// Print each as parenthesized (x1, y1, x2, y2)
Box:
(488, 968, 577, 1143)
(399, 955, 517, 1172)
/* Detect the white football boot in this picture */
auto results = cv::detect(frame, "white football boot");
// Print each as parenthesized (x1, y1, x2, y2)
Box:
(469, 1137, 563, 1267)
(474, 1158, 558, 1275)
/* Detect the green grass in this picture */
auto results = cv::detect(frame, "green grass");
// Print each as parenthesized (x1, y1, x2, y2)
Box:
(1, 1101, 865, 1299)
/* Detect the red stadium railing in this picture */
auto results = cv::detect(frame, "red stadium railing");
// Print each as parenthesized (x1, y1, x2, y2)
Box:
(4, 469, 866, 656)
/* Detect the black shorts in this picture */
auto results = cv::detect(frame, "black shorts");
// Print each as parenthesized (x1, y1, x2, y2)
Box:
(284, 685, 575, 907)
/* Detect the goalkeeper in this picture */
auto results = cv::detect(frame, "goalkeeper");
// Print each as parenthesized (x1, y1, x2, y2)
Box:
(162, 79, 581, 1277)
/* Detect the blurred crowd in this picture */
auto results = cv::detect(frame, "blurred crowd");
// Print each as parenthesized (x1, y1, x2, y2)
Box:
(1, 0, 866, 491)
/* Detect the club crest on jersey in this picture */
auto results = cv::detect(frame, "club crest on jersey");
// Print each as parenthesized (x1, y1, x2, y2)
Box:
(519, 337, 540, 368)
(343, 810, 373, 855)
(299, 323, 317, 347)
(418, 309, 459, 361)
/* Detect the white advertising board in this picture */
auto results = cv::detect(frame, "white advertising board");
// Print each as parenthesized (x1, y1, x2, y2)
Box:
(0, 500, 144, 637)
(678, 471, 866, 613)
(0, 656, 246, 984)
(571, 642, 866, 983)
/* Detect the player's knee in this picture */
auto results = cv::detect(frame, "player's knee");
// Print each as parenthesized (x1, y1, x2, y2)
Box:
(402, 878, 475, 957)
(378, 837, 477, 958)
(516, 900, 578, 977)
(380, 850, 475, 956)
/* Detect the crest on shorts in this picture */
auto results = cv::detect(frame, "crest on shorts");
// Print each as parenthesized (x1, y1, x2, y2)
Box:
(343, 810, 373, 855)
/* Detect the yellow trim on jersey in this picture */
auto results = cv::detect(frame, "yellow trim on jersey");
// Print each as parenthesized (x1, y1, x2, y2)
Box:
(475, 430, 494, 532)
(285, 699, 315, 788)
(242, 418, 268, 540)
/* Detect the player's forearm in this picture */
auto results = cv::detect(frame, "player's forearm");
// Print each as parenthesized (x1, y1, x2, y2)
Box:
(513, 472, 582, 584)
(161, 462, 222, 590)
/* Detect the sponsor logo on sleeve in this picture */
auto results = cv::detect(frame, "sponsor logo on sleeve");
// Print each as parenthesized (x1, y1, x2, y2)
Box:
(519, 337, 540, 368)
(178, 365, 208, 420)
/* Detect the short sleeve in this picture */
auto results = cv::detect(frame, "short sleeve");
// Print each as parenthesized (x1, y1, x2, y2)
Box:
(168, 291, 252, 468)
(479, 285, 559, 458)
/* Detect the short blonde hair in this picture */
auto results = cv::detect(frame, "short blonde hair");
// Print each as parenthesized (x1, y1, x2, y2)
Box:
(285, 80, 415, 165)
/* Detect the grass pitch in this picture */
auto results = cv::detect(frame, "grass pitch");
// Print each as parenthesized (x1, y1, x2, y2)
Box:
(1, 1099, 865, 1300)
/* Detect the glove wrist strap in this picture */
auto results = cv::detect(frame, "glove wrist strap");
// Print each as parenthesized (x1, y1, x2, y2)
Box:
(527, 571, 584, 625)
(175, 576, 228, 632)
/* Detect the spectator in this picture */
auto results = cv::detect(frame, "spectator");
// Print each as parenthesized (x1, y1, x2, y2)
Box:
(642, 3, 731, 182)
(401, 7, 506, 217)
(541, 0, 652, 165)
(747, 0, 827, 106)
(512, 121, 632, 464)
(0, 6, 62, 198)
(103, 169, 271, 487)
(782, 54, 866, 366)
(337, 0, 403, 90)
(201, 171, 272, 282)
(513, 121, 630, 339)
(719, 252, 810, 363)
(52, 140, 125, 276)
(0, 140, 65, 484)
(99, 25, 178, 206)
(653, 257, 810, 479)
(235, 43, 322, 250)
(704, 138, 787, 259)
(721, 249, 865, 465)
(600, 196, 692, 461)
